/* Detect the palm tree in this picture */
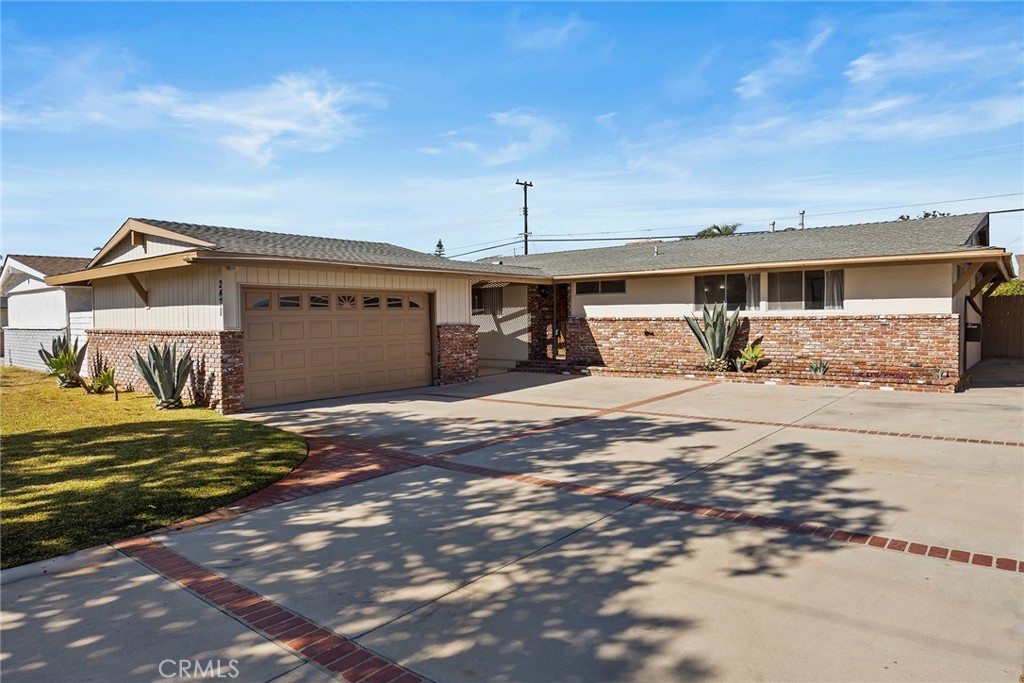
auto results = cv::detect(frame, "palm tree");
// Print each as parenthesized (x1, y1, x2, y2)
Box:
(694, 222, 740, 239)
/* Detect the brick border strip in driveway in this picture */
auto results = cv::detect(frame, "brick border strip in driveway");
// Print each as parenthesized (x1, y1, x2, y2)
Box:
(114, 536, 429, 683)
(366, 445, 1024, 575)
(149, 439, 420, 536)
(422, 391, 1024, 448)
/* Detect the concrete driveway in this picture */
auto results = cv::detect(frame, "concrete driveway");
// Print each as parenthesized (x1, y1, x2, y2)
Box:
(3, 361, 1022, 682)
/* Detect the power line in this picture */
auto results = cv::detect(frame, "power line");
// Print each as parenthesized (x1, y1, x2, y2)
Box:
(527, 192, 1023, 241)
(805, 193, 1023, 218)
(450, 240, 525, 258)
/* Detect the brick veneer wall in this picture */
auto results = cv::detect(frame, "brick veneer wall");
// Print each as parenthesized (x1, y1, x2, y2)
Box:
(527, 285, 553, 360)
(567, 314, 961, 381)
(437, 323, 479, 385)
(86, 329, 245, 414)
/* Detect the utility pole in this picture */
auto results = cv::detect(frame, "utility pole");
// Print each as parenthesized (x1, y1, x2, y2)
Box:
(515, 179, 533, 255)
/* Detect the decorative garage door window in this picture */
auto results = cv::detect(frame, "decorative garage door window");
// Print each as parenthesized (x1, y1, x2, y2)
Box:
(246, 291, 423, 312)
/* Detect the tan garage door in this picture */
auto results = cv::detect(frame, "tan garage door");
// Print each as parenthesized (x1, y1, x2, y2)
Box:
(241, 289, 432, 408)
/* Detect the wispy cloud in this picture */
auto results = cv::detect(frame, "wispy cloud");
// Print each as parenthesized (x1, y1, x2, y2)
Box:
(735, 25, 833, 100)
(845, 36, 1023, 84)
(2, 48, 384, 165)
(594, 112, 618, 132)
(511, 14, 588, 52)
(451, 109, 562, 166)
(662, 91, 1023, 162)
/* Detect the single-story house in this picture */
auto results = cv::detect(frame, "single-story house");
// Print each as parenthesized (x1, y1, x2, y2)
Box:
(2, 254, 92, 371)
(47, 213, 1013, 412)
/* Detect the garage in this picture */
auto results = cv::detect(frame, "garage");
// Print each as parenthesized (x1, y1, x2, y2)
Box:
(241, 287, 432, 408)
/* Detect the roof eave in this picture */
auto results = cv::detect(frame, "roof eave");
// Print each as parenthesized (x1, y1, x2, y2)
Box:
(187, 252, 552, 282)
(45, 251, 199, 286)
(88, 218, 216, 268)
(549, 249, 1010, 280)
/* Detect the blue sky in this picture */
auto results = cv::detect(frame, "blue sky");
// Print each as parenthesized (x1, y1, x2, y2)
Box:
(3, 2, 1022, 261)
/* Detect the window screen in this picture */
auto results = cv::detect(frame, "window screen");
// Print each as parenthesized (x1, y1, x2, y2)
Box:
(472, 287, 503, 315)
(767, 272, 803, 310)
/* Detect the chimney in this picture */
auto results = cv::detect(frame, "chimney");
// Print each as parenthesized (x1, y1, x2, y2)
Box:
(799, 210, 805, 230)
(770, 221, 776, 232)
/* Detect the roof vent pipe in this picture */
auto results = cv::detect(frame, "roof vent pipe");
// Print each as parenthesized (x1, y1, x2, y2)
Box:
(770, 221, 776, 232)
(655, 244, 660, 256)
(799, 210, 805, 230)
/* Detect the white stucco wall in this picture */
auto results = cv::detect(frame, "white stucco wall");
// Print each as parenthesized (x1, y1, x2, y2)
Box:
(475, 284, 529, 365)
(573, 275, 695, 317)
(7, 286, 70, 329)
(843, 263, 953, 315)
(572, 263, 954, 318)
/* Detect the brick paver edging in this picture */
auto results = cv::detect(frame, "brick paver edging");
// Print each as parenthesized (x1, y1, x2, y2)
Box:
(114, 536, 428, 683)
(424, 393, 1024, 449)
(147, 439, 420, 536)
(368, 445, 1024, 575)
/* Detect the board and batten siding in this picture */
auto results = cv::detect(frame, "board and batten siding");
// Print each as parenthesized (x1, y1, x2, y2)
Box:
(92, 264, 222, 331)
(98, 234, 197, 266)
(223, 265, 473, 329)
(91, 263, 474, 332)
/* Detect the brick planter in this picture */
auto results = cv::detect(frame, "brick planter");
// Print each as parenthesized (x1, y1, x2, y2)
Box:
(86, 329, 245, 414)
(437, 323, 479, 385)
(567, 314, 961, 386)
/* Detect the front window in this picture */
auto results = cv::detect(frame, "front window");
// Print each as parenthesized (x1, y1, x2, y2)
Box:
(768, 270, 843, 310)
(575, 280, 626, 295)
(472, 287, 503, 315)
(695, 274, 748, 310)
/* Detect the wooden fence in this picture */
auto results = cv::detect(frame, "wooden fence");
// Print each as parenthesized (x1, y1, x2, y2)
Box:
(982, 295, 1024, 358)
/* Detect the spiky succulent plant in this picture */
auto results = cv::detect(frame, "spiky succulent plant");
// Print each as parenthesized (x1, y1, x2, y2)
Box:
(684, 304, 741, 371)
(132, 344, 193, 409)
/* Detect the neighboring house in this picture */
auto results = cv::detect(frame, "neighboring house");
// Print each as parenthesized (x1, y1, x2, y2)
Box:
(47, 213, 1013, 413)
(2, 255, 92, 371)
(0, 296, 7, 357)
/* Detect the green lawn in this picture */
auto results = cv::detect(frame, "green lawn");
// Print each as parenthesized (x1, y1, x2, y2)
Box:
(0, 367, 306, 569)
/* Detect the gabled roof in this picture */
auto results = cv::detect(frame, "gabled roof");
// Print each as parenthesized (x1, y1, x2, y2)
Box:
(489, 213, 997, 277)
(130, 218, 546, 278)
(3, 254, 92, 277)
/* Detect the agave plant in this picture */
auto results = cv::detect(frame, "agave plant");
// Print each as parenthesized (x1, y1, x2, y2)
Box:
(807, 359, 831, 377)
(38, 335, 90, 390)
(684, 304, 741, 372)
(132, 344, 194, 409)
(91, 366, 116, 394)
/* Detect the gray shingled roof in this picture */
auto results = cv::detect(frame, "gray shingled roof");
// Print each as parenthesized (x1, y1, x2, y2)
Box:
(6, 254, 93, 276)
(133, 219, 546, 278)
(486, 213, 992, 277)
